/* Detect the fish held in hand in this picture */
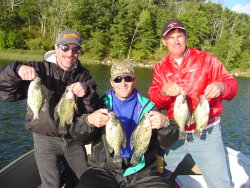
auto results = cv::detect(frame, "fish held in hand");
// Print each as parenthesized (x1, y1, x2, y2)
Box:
(27, 77, 46, 120)
(130, 114, 152, 165)
(193, 96, 210, 134)
(105, 112, 126, 163)
(54, 87, 76, 136)
(174, 93, 191, 139)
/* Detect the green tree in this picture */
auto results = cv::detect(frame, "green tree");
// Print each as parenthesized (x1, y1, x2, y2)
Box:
(84, 31, 109, 60)
(0, 31, 7, 49)
(0, 0, 248, 71)
(176, 2, 210, 49)
(130, 9, 156, 61)
(47, 0, 74, 40)
(109, 0, 146, 59)
(69, 0, 116, 40)
(19, 0, 37, 32)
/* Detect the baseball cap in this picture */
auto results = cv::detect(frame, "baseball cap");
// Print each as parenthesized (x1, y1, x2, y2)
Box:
(162, 19, 186, 37)
(111, 61, 135, 80)
(56, 30, 82, 47)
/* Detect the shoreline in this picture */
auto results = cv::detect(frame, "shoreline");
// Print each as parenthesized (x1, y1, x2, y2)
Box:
(92, 59, 250, 78)
(0, 49, 249, 78)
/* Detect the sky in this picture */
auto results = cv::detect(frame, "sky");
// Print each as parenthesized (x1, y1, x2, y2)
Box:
(210, 0, 250, 14)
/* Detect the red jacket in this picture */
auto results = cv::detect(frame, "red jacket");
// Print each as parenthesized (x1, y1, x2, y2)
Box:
(148, 48, 238, 131)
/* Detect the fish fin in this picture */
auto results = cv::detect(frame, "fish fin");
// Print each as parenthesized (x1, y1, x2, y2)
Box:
(107, 144, 114, 154)
(41, 99, 46, 112)
(74, 103, 78, 112)
(54, 110, 59, 121)
(122, 137, 126, 148)
(114, 154, 122, 163)
(130, 152, 139, 165)
(66, 116, 74, 126)
(130, 137, 135, 150)
(130, 143, 134, 150)
(33, 113, 39, 120)
(27, 106, 33, 116)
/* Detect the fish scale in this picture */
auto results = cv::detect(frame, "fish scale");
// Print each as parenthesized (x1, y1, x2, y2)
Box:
(193, 96, 210, 134)
(105, 112, 126, 163)
(130, 114, 152, 165)
(174, 94, 191, 139)
(54, 87, 76, 136)
(27, 77, 46, 120)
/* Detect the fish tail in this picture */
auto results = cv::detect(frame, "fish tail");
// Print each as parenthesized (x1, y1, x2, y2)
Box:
(33, 113, 39, 120)
(130, 153, 139, 165)
(114, 154, 122, 163)
(179, 131, 186, 140)
(58, 124, 67, 135)
(194, 129, 201, 137)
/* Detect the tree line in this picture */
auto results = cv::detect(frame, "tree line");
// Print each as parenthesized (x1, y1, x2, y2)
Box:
(0, 0, 249, 70)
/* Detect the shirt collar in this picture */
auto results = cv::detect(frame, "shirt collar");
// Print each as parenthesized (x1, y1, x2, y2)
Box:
(111, 89, 138, 104)
(169, 47, 190, 61)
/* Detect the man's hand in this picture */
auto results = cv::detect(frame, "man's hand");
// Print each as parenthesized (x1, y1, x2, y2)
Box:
(148, 111, 169, 129)
(87, 109, 109, 128)
(162, 83, 182, 96)
(69, 82, 87, 97)
(204, 82, 224, 99)
(18, 65, 37, 80)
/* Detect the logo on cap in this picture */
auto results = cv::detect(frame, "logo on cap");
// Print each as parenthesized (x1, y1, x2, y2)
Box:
(168, 23, 177, 28)
(62, 33, 81, 40)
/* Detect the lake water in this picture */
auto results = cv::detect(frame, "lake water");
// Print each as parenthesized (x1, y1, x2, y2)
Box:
(0, 63, 249, 169)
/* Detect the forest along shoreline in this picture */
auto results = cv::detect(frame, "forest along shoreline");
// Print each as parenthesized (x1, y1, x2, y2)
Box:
(92, 59, 250, 78)
(0, 49, 249, 78)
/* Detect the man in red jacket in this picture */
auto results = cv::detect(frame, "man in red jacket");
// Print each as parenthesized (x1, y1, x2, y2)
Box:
(148, 19, 238, 188)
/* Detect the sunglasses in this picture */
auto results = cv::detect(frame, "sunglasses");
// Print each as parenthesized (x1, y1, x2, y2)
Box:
(60, 45, 81, 54)
(113, 76, 134, 83)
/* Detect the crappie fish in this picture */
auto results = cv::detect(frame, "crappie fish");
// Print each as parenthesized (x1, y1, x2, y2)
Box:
(27, 77, 46, 120)
(105, 112, 126, 163)
(130, 114, 152, 165)
(174, 93, 191, 139)
(193, 96, 210, 134)
(54, 87, 76, 135)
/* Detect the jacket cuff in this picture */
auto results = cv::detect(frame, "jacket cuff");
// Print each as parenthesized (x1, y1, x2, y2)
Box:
(221, 82, 227, 95)
(70, 114, 96, 144)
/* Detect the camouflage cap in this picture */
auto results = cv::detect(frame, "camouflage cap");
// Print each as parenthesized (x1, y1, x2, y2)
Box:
(111, 61, 135, 80)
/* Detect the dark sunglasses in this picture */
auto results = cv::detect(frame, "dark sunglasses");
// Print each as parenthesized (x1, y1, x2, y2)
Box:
(113, 76, 134, 83)
(60, 44, 81, 54)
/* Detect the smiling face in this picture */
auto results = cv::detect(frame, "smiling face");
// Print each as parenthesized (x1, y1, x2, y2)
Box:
(55, 43, 81, 71)
(162, 28, 187, 59)
(110, 76, 136, 100)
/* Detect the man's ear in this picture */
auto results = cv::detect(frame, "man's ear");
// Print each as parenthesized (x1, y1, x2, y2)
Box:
(110, 78, 114, 87)
(161, 38, 167, 46)
(55, 44, 59, 52)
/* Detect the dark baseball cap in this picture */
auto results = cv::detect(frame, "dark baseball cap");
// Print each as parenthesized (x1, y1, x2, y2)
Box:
(162, 19, 186, 37)
(56, 30, 82, 47)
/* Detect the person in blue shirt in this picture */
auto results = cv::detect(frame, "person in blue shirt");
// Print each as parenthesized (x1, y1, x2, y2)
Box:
(70, 61, 172, 188)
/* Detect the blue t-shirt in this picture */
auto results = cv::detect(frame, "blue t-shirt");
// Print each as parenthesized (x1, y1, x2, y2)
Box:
(110, 89, 141, 158)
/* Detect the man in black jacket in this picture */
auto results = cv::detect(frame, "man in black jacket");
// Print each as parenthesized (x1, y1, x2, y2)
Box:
(0, 30, 99, 188)
(71, 61, 172, 188)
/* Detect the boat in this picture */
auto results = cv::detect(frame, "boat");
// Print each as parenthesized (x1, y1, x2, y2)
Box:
(174, 147, 250, 188)
(0, 150, 41, 188)
(0, 147, 249, 188)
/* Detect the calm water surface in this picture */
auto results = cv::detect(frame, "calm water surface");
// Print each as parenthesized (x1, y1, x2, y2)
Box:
(0, 63, 249, 168)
